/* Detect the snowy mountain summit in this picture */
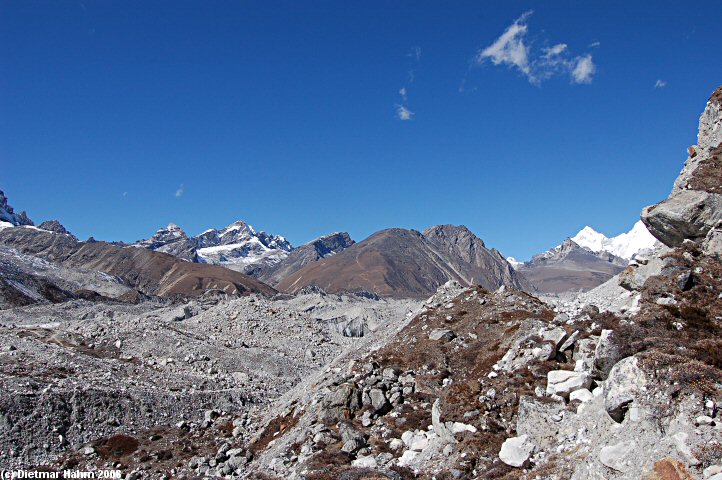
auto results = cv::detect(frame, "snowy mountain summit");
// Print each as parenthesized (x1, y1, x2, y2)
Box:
(135, 220, 293, 274)
(571, 220, 657, 260)
(194, 221, 292, 272)
(135, 223, 198, 262)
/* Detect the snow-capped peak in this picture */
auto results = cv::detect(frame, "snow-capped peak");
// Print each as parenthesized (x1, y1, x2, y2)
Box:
(506, 257, 524, 269)
(571, 226, 607, 253)
(571, 221, 657, 260)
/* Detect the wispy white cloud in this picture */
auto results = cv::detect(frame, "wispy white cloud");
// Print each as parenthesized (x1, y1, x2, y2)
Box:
(588, 41, 601, 48)
(571, 55, 596, 84)
(654, 79, 667, 89)
(399, 87, 407, 102)
(477, 11, 533, 78)
(174, 184, 185, 198)
(543, 43, 568, 58)
(396, 104, 414, 121)
(122, 191, 128, 197)
(476, 12, 596, 86)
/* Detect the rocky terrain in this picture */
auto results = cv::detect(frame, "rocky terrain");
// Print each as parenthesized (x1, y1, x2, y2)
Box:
(200, 85, 719, 480)
(0, 288, 418, 471)
(0, 86, 720, 480)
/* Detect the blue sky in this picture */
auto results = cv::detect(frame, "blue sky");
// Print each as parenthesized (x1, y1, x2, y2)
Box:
(1, 1, 720, 260)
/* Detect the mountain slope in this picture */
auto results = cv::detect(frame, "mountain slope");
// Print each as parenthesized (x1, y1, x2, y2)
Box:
(423, 225, 535, 292)
(255, 232, 354, 285)
(276, 226, 529, 298)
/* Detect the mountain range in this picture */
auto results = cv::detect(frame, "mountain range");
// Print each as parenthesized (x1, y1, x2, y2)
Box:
(0, 189, 658, 299)
(507, 221, 657, 294)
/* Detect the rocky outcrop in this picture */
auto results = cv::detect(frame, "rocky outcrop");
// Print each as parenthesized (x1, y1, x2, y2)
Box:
(0, 190, 33, 226)
(134, 223, 198, 262)
(643, 86, 722, 251)
(642, 190, 722, 247)
(37, 220, 74, 237)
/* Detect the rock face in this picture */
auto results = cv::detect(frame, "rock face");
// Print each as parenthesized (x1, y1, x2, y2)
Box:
(422, 225, 535, 292)
(134, 223, 198, 262)
(517, 238, 627, 293)
(643, 86, 722, 249)
(0, 190, 33, 227)
(37, 220, 73, 237)
(256, 232, 355, 286)
(277, 226, 531, 298)
(642, 190, 722, 247)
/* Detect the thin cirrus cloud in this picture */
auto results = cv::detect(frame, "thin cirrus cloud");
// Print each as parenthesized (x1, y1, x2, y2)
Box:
(395, 47, 421, 120)
(174, 184, 185, 198)
(654, 79, 668, 89)
(476, 11, 597, 85)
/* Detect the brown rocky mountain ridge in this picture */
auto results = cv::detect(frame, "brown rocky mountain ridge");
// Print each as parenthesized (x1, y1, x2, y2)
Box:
(276, 225, 532, 298)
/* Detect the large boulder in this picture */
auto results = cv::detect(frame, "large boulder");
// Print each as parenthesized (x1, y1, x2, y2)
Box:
(599, 440, 637, 472)
(703, 225, 722, 258)
(641, 190, 722, 247)
(603, 356, 648, 422)
(546, 370, 592, 398)
(499, 434, 536, 468)
(516, 396, 566, 450)
(592, 330, 620, 380)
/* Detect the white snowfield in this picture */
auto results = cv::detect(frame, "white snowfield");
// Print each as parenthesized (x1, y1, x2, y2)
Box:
(571, 220, 657, 260)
